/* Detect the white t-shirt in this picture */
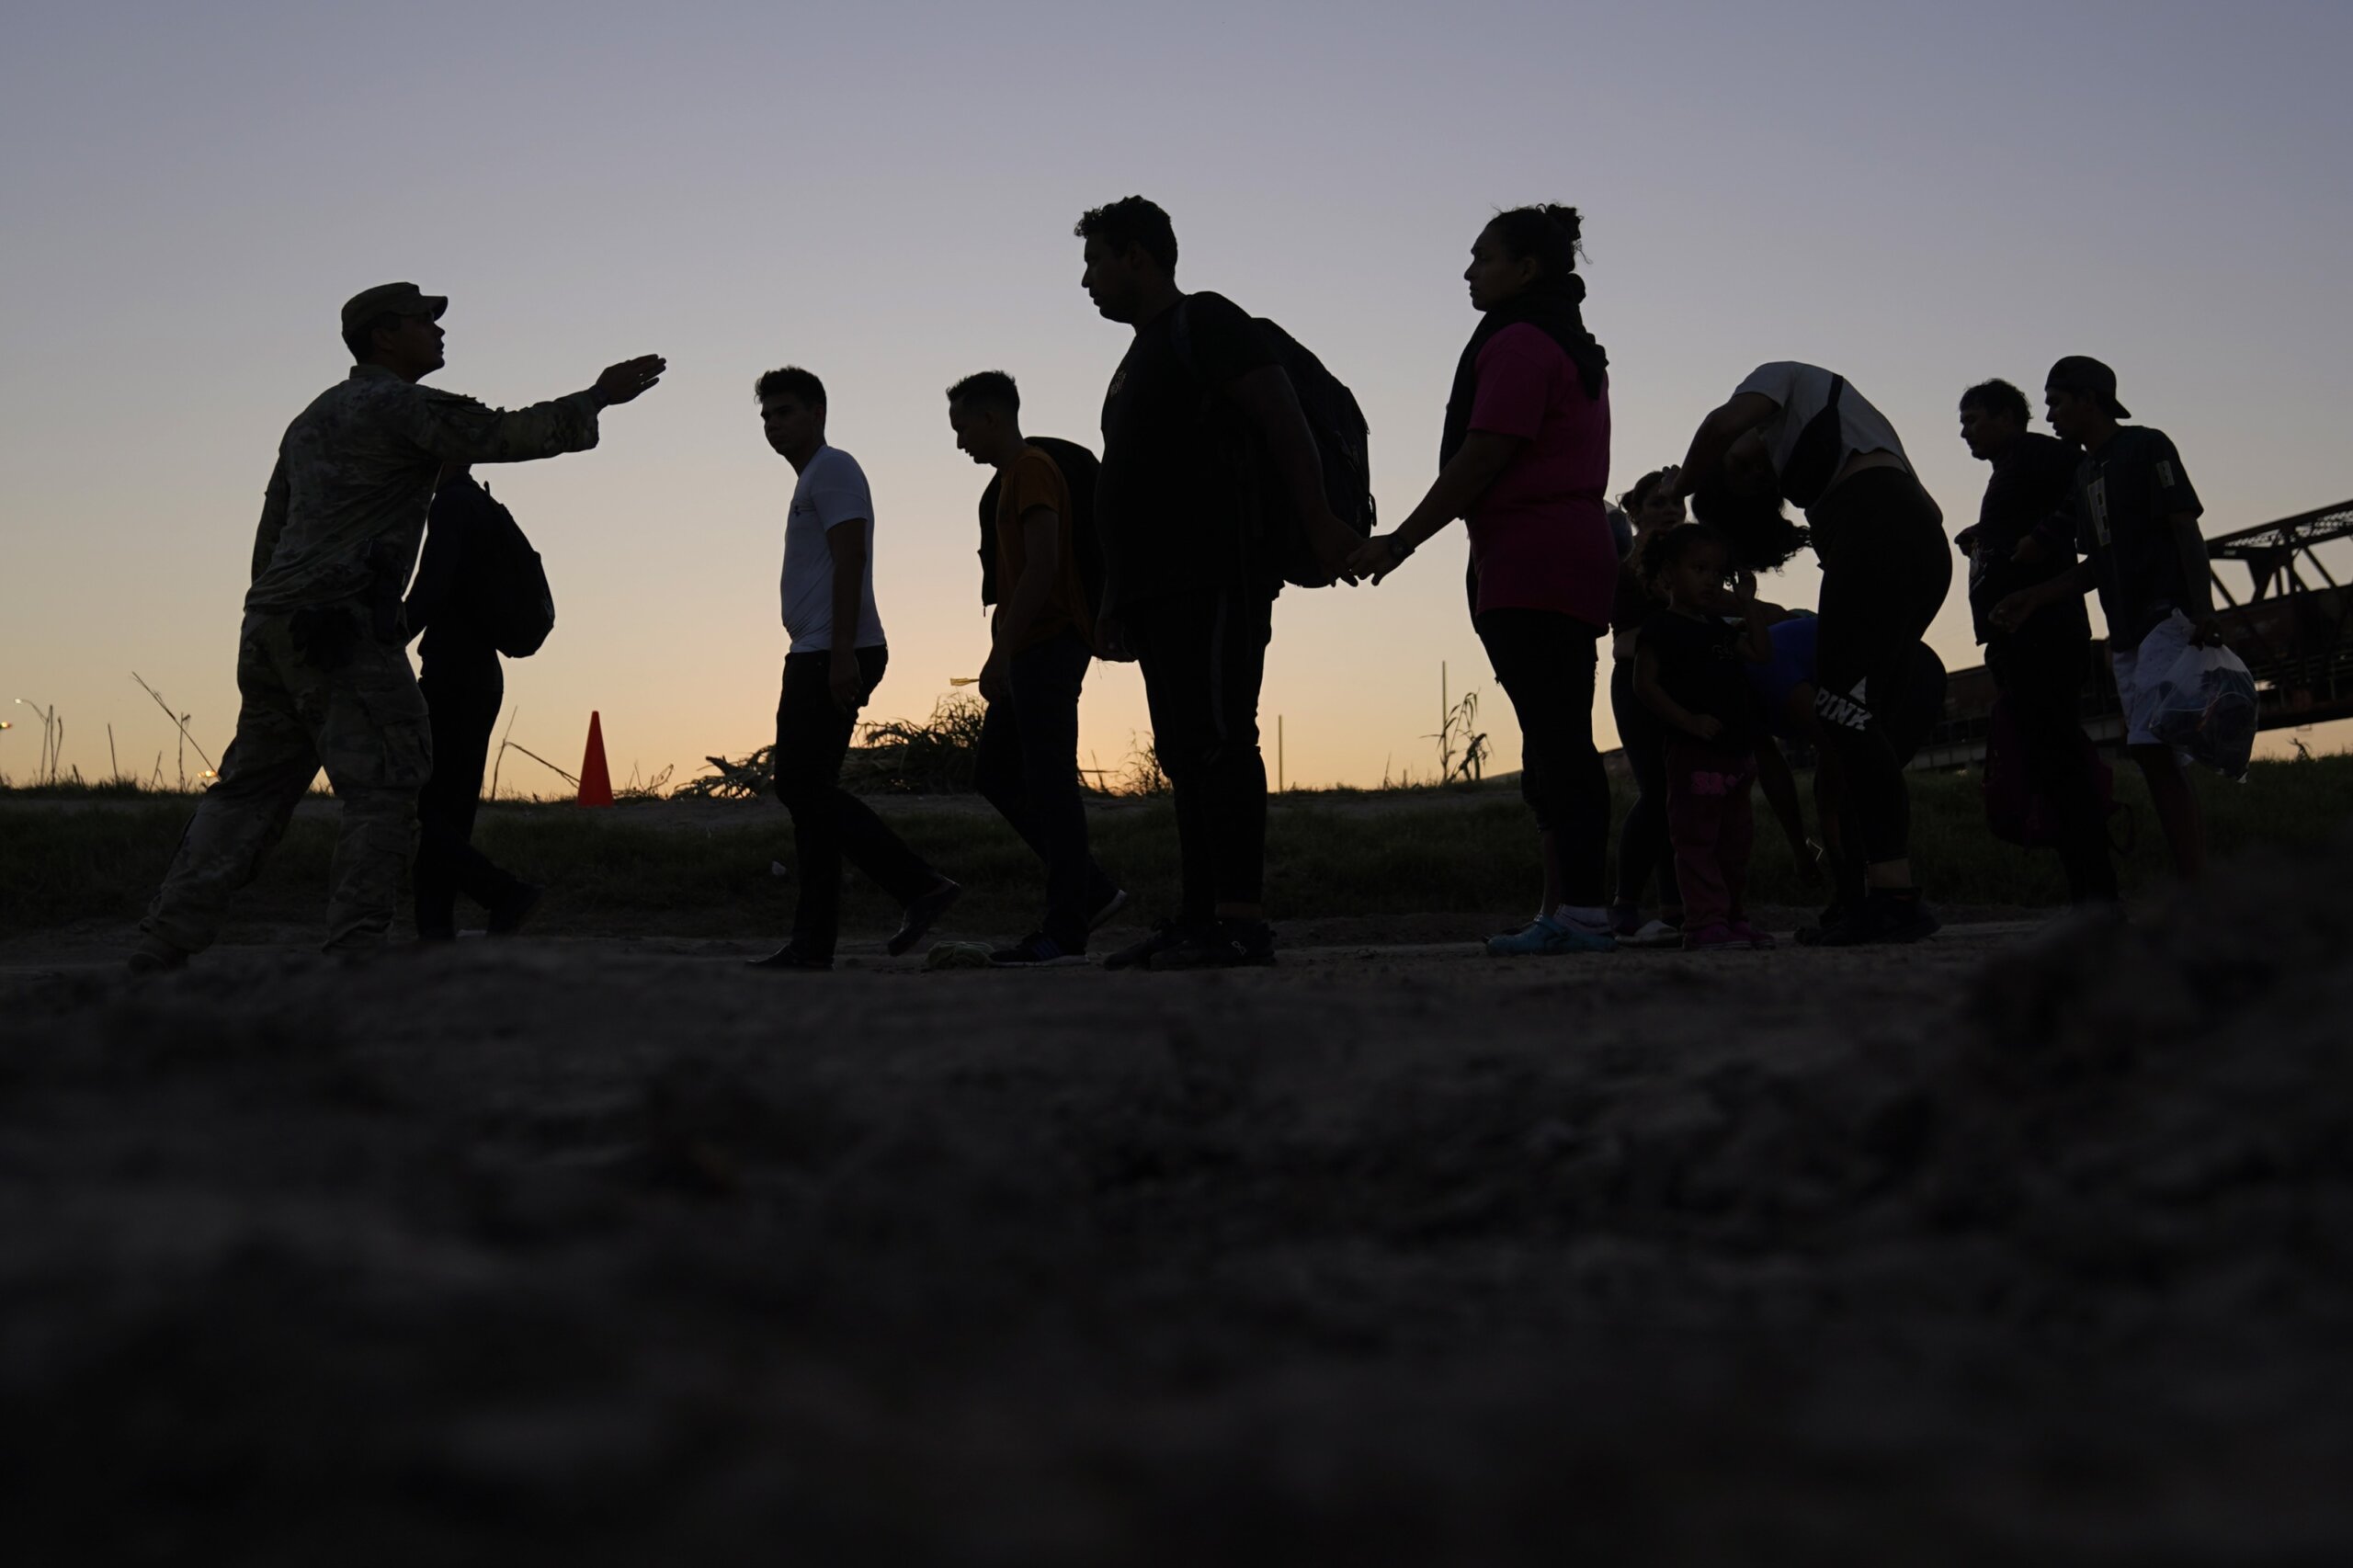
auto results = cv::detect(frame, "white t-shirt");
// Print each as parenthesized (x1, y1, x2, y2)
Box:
(1733, 361, 1911, 507)
(779, 445, 886, 654)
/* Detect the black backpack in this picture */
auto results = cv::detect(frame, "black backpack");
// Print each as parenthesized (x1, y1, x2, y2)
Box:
(462, 492, 557, 658)
(1174, 301, 1375, 588)
(977, 436, 1108, 623)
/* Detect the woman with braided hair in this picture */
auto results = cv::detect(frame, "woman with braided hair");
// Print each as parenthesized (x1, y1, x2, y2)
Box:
(1351, 205, 1619, 958)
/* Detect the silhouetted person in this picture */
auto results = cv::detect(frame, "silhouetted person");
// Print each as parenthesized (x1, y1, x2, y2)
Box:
(1666, 363, 1952, 945)
(1993, 357, 2221, 880)
(1954, 378, 2118, 905)
(1607, 467, 1687, 946)
(403, 464, 541, 939)
(131, 282, 663, 971)
(1076, 196, 1358, 971)
(1351, 205, 1620, 958)
(946, 371, 1125, 965)
(750, 367, 958, 971)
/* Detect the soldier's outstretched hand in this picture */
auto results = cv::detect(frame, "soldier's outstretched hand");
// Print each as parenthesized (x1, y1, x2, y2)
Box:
(595, 355, 667, 405)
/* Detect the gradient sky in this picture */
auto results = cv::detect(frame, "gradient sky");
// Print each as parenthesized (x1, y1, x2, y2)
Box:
(6, 1, 2351, 792)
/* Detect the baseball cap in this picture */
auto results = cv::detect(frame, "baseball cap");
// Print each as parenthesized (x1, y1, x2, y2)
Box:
(2044, 356, 2131, 420)
(339, 281, 449, 334)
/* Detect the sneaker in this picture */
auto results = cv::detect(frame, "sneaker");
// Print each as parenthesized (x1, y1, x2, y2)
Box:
(746, 942, 832, 971)
(1682, 921, 1746, 951)
(887, 879, 962, 958)
(1106, 919, 1185, 971)
(127, 936, 189, 975)
(1727, 919, 1776, 950)
(1805, 891, 1940, 947)
(486, 883, 543, 937)
(988, 933, 1090, 968)
(1485, 915, 1617, 958)
(1794, 903, 1853, 947)
(1621, 918, 1686, 949)
(1148, 918, 1277, 971)
(1087, 887, 1130, 931)
(1608, 903, 1643, 938)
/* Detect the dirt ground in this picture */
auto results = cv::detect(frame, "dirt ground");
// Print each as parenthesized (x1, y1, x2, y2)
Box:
(3, 867, 2350, 1565)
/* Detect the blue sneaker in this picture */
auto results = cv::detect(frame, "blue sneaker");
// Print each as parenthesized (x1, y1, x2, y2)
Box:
(1484, 915, 1617, 958)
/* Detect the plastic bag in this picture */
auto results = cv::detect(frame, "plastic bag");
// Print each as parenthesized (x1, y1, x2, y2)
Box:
(2146, 642, 2257, 779)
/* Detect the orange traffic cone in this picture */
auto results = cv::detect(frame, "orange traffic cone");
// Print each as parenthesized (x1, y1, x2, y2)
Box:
(578, 710, 614, 808)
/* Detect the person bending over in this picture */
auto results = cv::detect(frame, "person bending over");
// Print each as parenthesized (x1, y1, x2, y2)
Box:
(1993, 358, 2219, 881)
(1633, 525, 1777, 951)
(946, 369, 1126, 966)
(751, 367, 959, 971)
(1665, 362, 1951, 945)
(1350, 204, 1620, 959)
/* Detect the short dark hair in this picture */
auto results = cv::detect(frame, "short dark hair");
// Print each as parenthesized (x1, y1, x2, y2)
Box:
(1484, 204, 1585, 287)
(755, 366, 825, 410)
(341, 312, 401, 364)
(1960, 378, 2031, 426)
(1637, 521, 1732, 585)
(946, 369, 1019, 415)
(1688, 484, 1812, 572)
(1074, 196, 1177, 274)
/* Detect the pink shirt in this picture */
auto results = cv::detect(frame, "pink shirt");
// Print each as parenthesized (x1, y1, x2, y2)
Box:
(1464, 324, 1615, 628)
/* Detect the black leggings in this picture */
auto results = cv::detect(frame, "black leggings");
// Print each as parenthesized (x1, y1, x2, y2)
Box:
(1811, 469, 1952, 868)
(1608, 657, 1679, 910)
(1477, 608, 1608, 907)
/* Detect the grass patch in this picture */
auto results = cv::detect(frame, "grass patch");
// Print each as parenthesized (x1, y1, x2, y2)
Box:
(7, 756, 2352, 941)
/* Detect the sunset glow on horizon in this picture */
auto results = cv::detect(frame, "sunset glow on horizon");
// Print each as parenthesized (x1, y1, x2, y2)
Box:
(7, 1, 2350, 793)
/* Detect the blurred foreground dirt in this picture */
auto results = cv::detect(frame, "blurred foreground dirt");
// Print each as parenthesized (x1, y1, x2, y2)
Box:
(2, 871, 2348, 1565)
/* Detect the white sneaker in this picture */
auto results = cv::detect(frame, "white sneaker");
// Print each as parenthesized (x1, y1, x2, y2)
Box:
(1088, 888, 1130, 930)
(1622, 919, 1686, 949)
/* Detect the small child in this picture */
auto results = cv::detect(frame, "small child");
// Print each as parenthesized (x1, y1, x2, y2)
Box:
(1634, 525, 1775, 951)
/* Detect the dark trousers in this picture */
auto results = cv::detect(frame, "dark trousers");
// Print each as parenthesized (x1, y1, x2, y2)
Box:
(773, 646, 939, 958)
(1477, 608, 1609, 908)
(414, 658, 528, 936)
(1665, 744, 1757, 929)
(1812, 469, 1952, 868)
(974, 631, 1116, 949)
(1125, 587, 1273, 921)
(1609, 657, 1680, 911)
(1988, 628, 2119, 903)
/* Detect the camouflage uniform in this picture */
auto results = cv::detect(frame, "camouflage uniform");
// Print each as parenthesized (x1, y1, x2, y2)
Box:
(143, 324, 604, 956)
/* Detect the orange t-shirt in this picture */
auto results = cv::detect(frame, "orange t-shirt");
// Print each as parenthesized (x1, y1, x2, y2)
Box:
(994, 445, 1094, 653)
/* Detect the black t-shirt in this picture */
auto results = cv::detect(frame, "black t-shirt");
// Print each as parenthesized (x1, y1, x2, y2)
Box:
(1097, 290, 1279, 607)
(1965, 431, 2088, 645)
(1642, 609, 1756, 749)
(2068, 426, 2205, 649)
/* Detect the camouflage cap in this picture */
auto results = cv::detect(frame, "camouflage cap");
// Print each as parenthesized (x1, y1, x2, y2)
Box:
(340, 281, 449, 334)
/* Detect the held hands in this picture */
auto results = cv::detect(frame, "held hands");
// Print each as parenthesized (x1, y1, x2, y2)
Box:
(828, 655, 864, 714)
(1348, 532, 1411, 585)
(1311, 510, 1363, 586)
(1685, 714, 1724, 742)
(594, 355, 667, 405)
(1094, 615, 1136, 664)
